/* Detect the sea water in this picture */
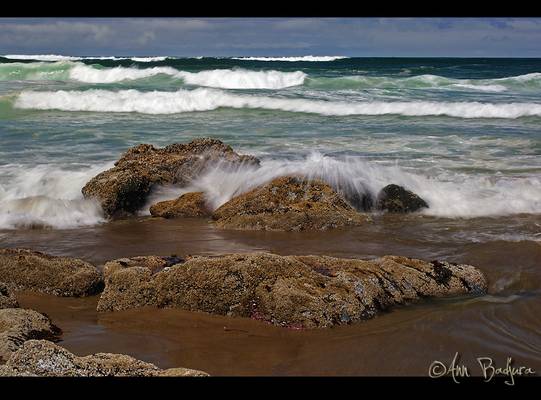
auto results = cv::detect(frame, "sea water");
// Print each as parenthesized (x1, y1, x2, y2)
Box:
(0, 55, 540, 229)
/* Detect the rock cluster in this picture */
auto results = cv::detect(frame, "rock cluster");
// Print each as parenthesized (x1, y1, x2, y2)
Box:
(82, 138, 259, 217)
(82, 138, 431, 224)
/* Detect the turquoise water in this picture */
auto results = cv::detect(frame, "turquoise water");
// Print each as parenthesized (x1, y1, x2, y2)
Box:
(0, 55, 540, 229)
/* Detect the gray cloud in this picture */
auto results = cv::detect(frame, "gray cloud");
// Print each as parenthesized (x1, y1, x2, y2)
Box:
(0, 18, 540, 57)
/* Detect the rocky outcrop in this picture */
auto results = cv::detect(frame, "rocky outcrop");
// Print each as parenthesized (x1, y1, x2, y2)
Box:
(150, 192, 211, 218)
(0, 284, 18, 309)
(97, 252, 487, 329)
(82, 138, 259, 217)
(212, 176, 370, 231)
(0, 340, 209, 377)
(376, 184, 429, 213)
(0, 309, 61, 362)
(0, 248, 103, 297)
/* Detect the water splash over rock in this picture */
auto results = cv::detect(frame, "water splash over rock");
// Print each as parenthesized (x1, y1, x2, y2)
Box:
(82, 138, 259, 217)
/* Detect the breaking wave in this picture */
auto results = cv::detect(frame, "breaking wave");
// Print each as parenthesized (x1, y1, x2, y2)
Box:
(0, 163, 110, 229)
(1, 153, 540, 230)
(2, 54, 169, 62)
(1, 61, 541, 93)
(305, 73, 541, 92)
(14, 88, 541, 118)
(0, 62, 306, 89)
(146, 152, 541, 218)
(68, 64, 307, 88)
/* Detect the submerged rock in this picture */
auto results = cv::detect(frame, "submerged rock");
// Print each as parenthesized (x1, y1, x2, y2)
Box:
(97, 252, 487, 329)
(150, 192, 211, 218)
(376, 184, 429, 213)
(212, 176, 369, 231)
(0, 309, 61, 362)
(82, 138, 259, 217)
(0, 284, 18, 309)
(0, 340, 209, 377)
(0, 248, 103, 297)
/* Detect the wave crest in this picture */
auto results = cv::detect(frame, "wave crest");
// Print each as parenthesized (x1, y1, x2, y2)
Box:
(3, 54, 168, 62)
(68, 64, 306, 89)
(14, 88, 541, 118)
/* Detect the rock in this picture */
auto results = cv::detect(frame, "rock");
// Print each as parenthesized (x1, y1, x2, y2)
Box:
(97, 252, 487, 329)
(0, 340, 209, 377)
(157, 367, 210, 377)
(82, 138, 259, 217)
(0, 309, 61, 362)
(0, 284, 18, 309)
(376, 184, 429, 213)
(343, 190, 375, 212)
(212, 176, 370, 231)
(150, 192, 211, 218)
(0, 248, 103, 297)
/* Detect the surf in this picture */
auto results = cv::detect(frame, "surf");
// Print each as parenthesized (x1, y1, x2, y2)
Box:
(14, 87, 541, 118)
(0, 163, 110, 229)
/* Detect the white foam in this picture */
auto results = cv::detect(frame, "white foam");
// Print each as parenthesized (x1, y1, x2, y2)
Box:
(231, 56, 348, 62)
(67, 64, 306, 89)
(3, 60, 540, 93)
(3, 54, 83, 61)
(1, 154, 540, 230)
(451, 83, 507, 92)
(3, 54, 168, 62)
(176, 69, 306, 89)
(173, 153, 541, 218)
(0, 163, 110, 229)
(496, 72, 541, 82)
(15, 87, 541, 118)
(129, 57, 168, 62)
(4, 54, 348, 62)
(68, 64, 179, 83)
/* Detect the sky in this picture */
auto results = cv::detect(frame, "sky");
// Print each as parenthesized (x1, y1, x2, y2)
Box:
(1, 18, 541, 57)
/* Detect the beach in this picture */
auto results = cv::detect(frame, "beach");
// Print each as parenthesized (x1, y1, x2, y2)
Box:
(0, 55, 540, 376)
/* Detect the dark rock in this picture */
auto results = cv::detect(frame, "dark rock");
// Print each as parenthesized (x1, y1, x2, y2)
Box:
(344, 190, 374, 212)
(376, 184, 428, 213)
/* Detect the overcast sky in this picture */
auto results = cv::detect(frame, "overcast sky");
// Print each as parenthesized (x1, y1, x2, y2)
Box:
(1, 18, 541, 57)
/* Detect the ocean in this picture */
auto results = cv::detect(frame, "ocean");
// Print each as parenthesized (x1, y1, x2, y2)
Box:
(0, 55, 540, 230)
(1, 55, 540, 374)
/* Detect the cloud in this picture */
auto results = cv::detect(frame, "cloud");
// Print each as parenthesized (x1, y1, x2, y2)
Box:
(0, 18, 540, 57)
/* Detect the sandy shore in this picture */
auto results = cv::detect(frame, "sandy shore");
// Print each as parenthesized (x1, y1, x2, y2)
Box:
(3, 213, 540, 375)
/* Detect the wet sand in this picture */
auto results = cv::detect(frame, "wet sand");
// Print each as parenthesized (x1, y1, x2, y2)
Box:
(3, 214, 541, 376)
